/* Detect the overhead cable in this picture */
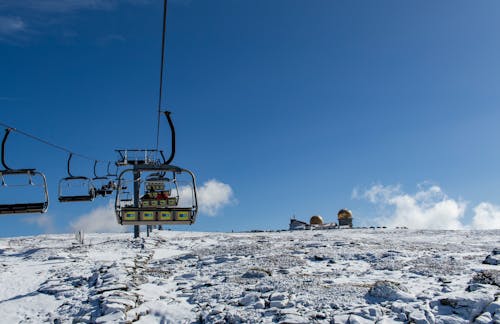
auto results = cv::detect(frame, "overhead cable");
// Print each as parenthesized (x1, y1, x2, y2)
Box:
(0, 121, 109, 163)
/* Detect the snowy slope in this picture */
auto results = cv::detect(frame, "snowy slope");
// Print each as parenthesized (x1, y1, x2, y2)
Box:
(0, 229, 499, 323)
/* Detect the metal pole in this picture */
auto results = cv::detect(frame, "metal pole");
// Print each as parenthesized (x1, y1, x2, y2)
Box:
(133, 166, 140, 239)
(147, 225, 150, 237)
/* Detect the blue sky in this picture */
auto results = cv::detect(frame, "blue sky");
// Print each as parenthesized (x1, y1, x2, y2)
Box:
(2, 0, 500, 237)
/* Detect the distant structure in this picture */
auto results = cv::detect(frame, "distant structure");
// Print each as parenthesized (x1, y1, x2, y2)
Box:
(289, 214, 337, 231)
(310, 215, 324, 225)
(289, 217, 309, 230)
(338, 209, 353, 228)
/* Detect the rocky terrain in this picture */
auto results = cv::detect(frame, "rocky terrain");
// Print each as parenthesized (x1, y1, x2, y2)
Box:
(0, 229, 498, 323)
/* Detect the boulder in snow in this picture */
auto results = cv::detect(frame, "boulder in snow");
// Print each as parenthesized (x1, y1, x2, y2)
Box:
(367, 280, 416, 302)
(242, 268, 271, 279)
(483, 254, 500, 266)
(470, 270, 500, 287)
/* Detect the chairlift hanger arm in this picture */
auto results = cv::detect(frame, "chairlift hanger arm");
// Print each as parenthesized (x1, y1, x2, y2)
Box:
(93, 160, 98, 179)
(1, 128, 12, 171)
(93, 160, 108, 180)
(164, 111, 175, 165)
(67, 153, 74, 178)
(1, 128, 34, 173)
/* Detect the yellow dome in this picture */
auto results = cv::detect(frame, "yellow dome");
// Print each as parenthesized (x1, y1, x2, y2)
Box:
(310, 215, 324, 225)
(338, 209, 353, 220)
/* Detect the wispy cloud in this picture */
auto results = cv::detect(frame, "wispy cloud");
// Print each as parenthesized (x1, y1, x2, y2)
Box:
(0, 0, 152, 43)
(71, 200, 126, 233)
(0, 16, 26, 37)
(0, 1, 119, 13)
(0, 0, 157, 13)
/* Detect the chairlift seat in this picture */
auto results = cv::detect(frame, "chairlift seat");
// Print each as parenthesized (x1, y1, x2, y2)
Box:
(0, 202, 47, 214)
(0, 168, 36, 175)
(58, 173, 96, 203)
(58, 195, 94, 202)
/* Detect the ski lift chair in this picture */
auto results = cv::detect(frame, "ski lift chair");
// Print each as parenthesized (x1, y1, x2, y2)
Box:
(92, 161, 116, 197)
(115, 165, 197, 225)
(0, 129, 49, 214)
(58, 154, 96, 202)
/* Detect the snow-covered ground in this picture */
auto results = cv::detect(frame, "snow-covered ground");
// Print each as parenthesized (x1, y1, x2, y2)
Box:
(0, 229, 499, 323)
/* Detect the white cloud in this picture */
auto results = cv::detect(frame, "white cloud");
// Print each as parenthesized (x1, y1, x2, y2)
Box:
(355, 184, 466, 230)
(23, 214, 55, 233)
(472, 202, 500, 230)
(71, 200, 126, 233)
(0, 16, 25, 36)
(197, 179, 235, 216)
(356, 183, 500, 230)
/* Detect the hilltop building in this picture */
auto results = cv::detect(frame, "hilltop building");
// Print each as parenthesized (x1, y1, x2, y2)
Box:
(289, 218, 310, 230)
(289, 214, 338, 231)
(338, 209, 353, 228)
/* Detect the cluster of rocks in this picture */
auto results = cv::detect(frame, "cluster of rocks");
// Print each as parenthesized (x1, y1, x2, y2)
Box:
(35, 239, 160, 323)
(87, 261, 140, 323)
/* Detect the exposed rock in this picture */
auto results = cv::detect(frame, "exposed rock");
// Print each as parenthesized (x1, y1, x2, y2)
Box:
(270, 292, 288, 301)
(242, 268, 271, 279)
(483, 254, 500, 266)
(270, 299, 290, 308)
(408, 310, 429, 324)
(396, 313, 407, 321)
(332, 314, 350, 323)
(255, 284, 274, 293)
(94, 311, 125, 323)
(102, 302, 126, 314)
(239, 293, 259, 306)
(473, 312, 492, 324)
(348, 314, 375, 324)
(485, 298, 500, 315)
(367, 280, 416, 302)
(254, 299, 265, 309)
(471, 270, 500, 287)
(436, 294, 494, 321)
(278, 313, 309, 324)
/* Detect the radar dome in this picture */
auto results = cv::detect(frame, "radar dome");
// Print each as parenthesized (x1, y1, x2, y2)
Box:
(310, 215, 324, 225)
